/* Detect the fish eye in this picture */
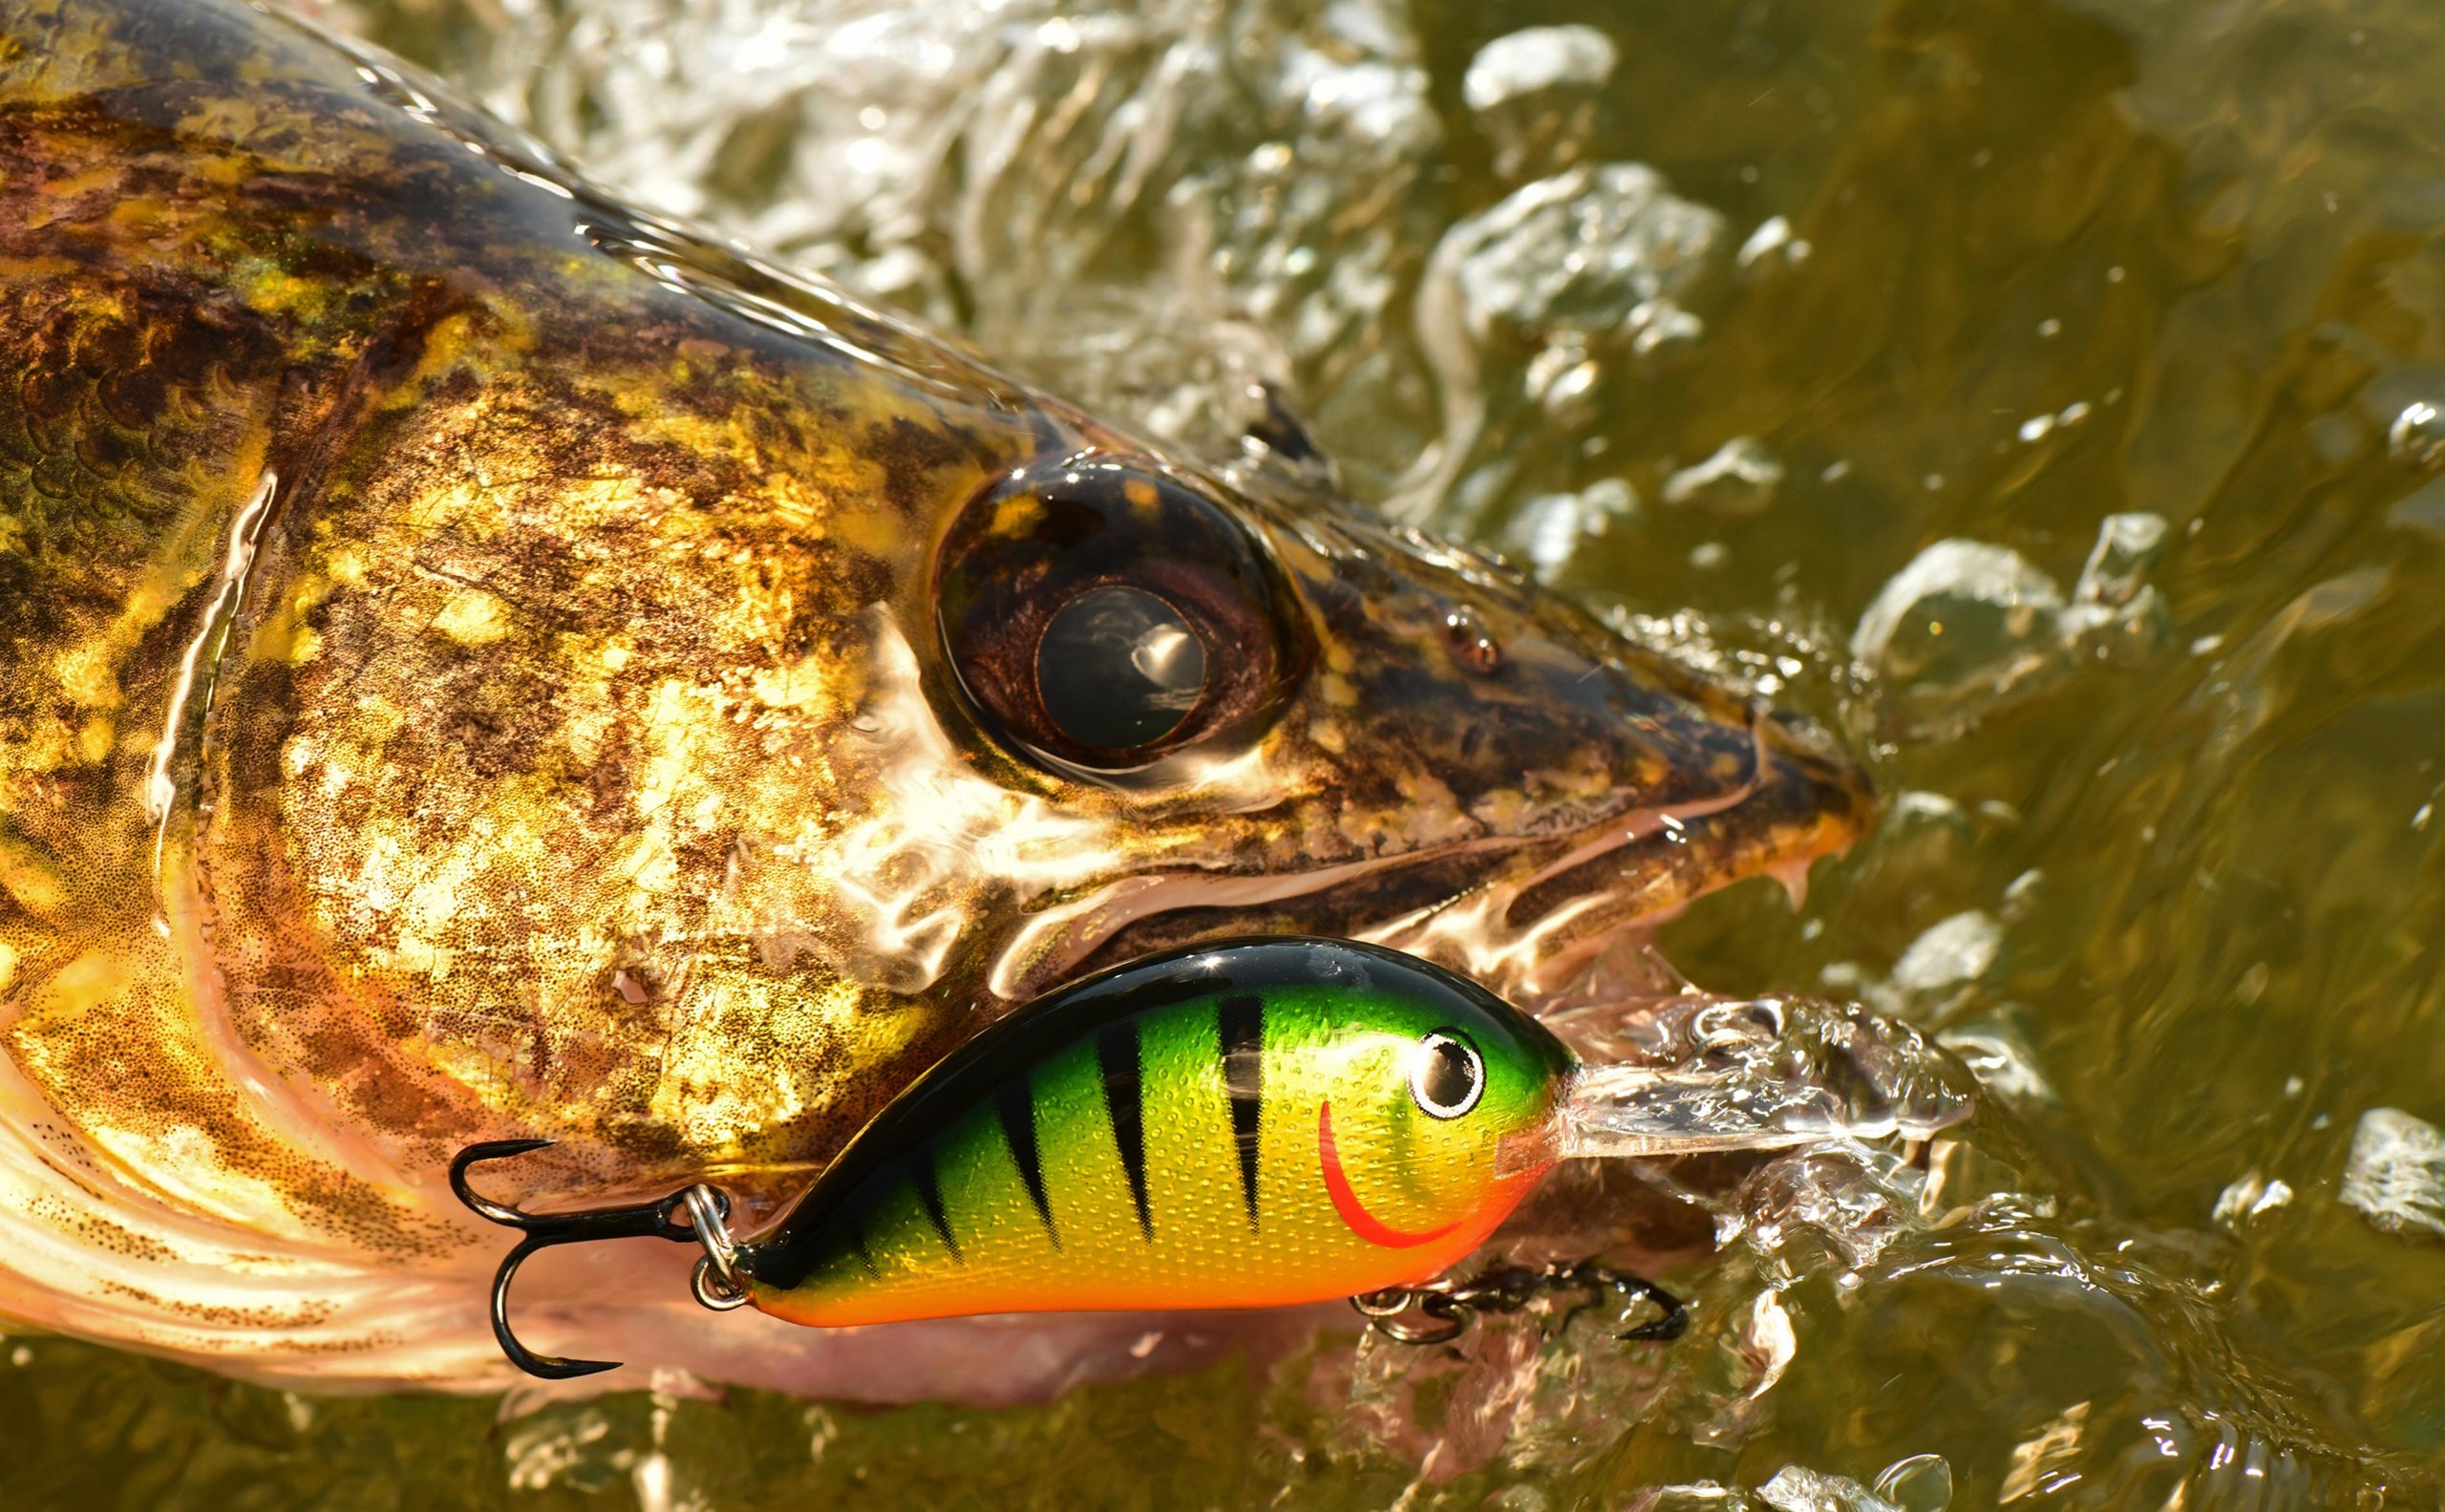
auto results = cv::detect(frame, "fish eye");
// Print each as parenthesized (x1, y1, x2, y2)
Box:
(1409, 1030, 1485, 1120)
(935, 457, 1305, 777)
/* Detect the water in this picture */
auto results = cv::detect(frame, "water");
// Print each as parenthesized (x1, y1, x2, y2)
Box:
(19, 0, 2445, 1502)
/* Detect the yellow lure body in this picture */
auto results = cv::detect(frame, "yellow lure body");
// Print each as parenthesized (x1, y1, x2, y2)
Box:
(735, 938, 1576, 1326)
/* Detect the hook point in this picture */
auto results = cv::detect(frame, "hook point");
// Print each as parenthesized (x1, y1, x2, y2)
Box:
(451, 1139, 557, 1227)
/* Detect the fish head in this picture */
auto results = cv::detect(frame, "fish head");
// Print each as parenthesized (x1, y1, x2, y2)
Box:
(172, 315, 1875, 1202)
(904, 428, 1874, 1013)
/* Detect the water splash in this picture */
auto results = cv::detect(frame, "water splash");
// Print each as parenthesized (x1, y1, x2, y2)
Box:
(1399, 160, 1725, 524)
(1550, 994, 1976, 1161)
(2340, 1108, 2445, 1241)
(1853, 515, 2173, 742)
(1850, 540, 2068, 742)
(1661, 437, 1784, 518)
(1461, 25, 1618, 183)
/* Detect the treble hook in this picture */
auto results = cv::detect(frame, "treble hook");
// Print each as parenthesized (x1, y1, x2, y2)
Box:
(1351, 1260, 1690, 1347)
(449, 1139, 750, 1380)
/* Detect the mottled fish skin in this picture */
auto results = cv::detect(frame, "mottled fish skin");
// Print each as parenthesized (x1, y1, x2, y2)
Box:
(0, 0, 1869, 1388)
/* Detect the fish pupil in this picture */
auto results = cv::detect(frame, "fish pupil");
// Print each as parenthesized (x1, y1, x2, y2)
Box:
(1035, 585, 1207, 750)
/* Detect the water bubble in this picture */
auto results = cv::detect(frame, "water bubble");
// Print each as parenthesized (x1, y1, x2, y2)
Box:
(1998, 867, 2046, 923)
(2389, 400, 2445, 466)
(1523, 333, 1604, 424)
(1733, 1141, 1932, 1270)
(2071, 512, 2167, 608)
(1871, 1454, 1954, 1512)
(1736, 215, 1811, 272)
(1463, 26, 1619, 182)
(1757, 1463, 1903, 1512)
(2062, 512, 2174, 666)
(1851, 540, 2068, 740)
(1632, 300, 1707, 359)
(1882, 910, 2001, 1016)
(1442, 163, 1725, 344)
(1937, 1011, 2057, 1105)
(2210, 1172, 2294, 1228)
(1502, 477, 1638, 581)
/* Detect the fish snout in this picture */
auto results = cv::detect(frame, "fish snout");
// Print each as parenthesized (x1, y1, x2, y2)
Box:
(1252, 515, 1875, 984)
(1277, 515, 1873, 874)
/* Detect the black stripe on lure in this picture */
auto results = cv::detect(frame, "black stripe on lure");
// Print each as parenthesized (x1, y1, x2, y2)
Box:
(452, 936, 1687, 1378)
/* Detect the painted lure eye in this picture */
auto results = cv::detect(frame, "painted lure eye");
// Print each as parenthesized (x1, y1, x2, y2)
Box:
(935, 457, 1305, 776)
(1410, 1030, 1485, 1120)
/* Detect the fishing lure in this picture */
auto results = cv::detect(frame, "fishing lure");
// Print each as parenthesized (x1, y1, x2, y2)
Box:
(456, 935, 1677, 1377)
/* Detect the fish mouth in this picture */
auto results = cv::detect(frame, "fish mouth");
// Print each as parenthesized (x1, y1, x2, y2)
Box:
(1052, 706, 1872, 1012)
(1316, 1102, 1461, 1249)
(1457, 706, 1874, 1000)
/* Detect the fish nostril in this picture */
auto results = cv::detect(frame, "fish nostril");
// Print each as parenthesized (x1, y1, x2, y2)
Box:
(1443, 608, 1505, 676)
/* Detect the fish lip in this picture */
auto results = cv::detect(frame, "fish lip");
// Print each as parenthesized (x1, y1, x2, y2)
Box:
(1350, 710, 1873, 1002)
(1505, 710, 1872, 929)
(1037, 829, 1861, 1023)
(1316, 1101, 1461, 1248)
(1024, 706, 1872, 1006)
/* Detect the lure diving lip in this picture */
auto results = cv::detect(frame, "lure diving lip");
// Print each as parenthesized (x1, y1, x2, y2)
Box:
(453, 935, 1975, 1378)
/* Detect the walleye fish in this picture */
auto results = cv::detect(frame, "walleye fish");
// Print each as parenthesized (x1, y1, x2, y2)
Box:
(0, 0, 1877, 1395)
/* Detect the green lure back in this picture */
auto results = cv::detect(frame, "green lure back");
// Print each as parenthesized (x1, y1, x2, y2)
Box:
(733, 937, 1578, 1326)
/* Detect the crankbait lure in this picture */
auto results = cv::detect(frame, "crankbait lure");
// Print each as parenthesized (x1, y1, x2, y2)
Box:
(456, 935, 1972, 1376)
(457, 936, 1605, 1376)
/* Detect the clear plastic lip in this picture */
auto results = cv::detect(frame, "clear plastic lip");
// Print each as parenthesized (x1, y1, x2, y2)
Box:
(1495, 1119, 1564, 1180)
(1540, 994, 1978, 1162)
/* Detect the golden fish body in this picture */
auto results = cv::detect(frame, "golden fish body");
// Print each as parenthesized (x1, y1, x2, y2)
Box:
(0, 0, 1867, 1391)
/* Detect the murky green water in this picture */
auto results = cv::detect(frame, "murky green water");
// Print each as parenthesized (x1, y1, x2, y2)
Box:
(16, 0, 2445, 1504)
